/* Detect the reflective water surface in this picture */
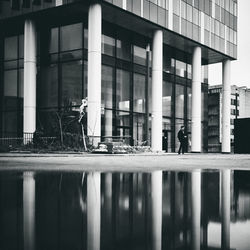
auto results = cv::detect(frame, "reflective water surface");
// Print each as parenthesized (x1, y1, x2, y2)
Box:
(0, 170, 250, 250)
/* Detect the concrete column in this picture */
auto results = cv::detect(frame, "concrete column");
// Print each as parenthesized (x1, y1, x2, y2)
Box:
(23, 20, 37, 141)
(87, 172, 101, 250)
(151, 171, 162, 250)
(221, 169, 230, 250)
(191, 46, 202, 153)
(23, 172, 35, 250)
(191, 170, 201, 250)
(222, 60, 231, 153)
(151, 30, 163, 152)
(88, 4, 102, 147)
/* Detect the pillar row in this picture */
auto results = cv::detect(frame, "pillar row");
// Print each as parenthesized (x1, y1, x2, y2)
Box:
(222, 60, 231, 153)
(191, 46, 202, 153)
(87, 3, 102, 147)
(151, 30, 163, 152)
(23, 19, 37, 139)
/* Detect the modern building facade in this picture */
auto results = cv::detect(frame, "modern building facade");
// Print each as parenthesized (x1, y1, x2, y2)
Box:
(208, 84, 250, 152)
(0, 0, 238, 152)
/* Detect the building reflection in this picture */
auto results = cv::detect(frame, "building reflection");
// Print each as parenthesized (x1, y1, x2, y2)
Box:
(1, 169, 250, 250)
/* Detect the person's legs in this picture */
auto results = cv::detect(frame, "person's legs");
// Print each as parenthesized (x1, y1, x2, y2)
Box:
(181, 142, 185, 154)
(178, 142, 182, 154)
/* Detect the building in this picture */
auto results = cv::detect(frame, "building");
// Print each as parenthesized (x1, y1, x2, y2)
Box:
(0, 0, 238, 152)
(208, 84, 250, 152)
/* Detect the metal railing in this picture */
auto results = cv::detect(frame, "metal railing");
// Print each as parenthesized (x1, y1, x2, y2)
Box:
(0, 133, 57, 147)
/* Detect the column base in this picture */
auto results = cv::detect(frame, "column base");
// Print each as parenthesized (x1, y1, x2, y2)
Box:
(221, 152, 231, 154)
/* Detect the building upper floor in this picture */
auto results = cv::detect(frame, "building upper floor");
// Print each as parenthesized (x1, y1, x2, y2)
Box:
(0, 0, 237, 63)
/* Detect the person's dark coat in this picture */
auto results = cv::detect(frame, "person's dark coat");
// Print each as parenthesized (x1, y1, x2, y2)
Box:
(177, 130, 185, 142)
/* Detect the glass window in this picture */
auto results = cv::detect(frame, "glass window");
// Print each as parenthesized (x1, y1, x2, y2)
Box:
(187, 87, 191, 120)
(60, 23, 82, 51)
(39, 64, 58, 108)
(187, 4, 192, 22)
(133, 114, 146, 145)
(102, 35, 115, 56)
(133, 0, 141, 15)
(173, 14, 180, 33)
(133, 73, 146, 113)
(158, 7, 166, 27)
(61, 61, 82, 107)
(158, 0, 166, 9)
(173, 0, 180, 15)
(133, 45, 146, 66)
(19, 69, 24, 98)
(181, 1, 186, 19)
(162, 81, 172, 117)
(102, 65, 114, 109)
(50, 28, 59, 53)
(176, 60, 186, 77)
(19, 35, 24, 59)
(163, 48, 172, 73)
(117, 39, 131, 61)
(193, 7, 199, 25)
(143, 0, 150, 19)
(116, 69, 130, 111)
(4, 70, 17, 97)
(102, 65, 114, 137)
(175, 84, 184, 119)
(149, 2, 158, 23)
(187, 64, 192, 79)
(4, 36, 18, 60)
(113, 0, 122, 8)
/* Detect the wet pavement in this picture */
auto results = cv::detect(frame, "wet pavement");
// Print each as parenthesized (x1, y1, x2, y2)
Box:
(0, 169, 250, 250)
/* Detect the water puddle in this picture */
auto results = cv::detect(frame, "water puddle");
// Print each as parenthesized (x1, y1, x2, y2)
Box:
(0, 170, 249, 250)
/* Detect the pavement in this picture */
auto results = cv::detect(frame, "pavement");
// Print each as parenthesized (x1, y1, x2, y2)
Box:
(0, 153, 250, 172)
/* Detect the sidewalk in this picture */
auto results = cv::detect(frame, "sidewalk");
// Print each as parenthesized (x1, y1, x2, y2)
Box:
(0, 153, 249, 172)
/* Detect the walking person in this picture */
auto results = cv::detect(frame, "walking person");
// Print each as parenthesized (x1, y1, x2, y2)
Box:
(177, 126, 187, 154)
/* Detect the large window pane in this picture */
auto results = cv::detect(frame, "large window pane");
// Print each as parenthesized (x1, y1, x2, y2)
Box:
(61, 61, 82, 106)
(133, 45, 146, 66)
(50, 28, 59, 53)
(102, 65, 113, 109)
(133, 73, 145, 113)
(39, 64, 58, 108)
(102, 65, 114, 137)
(133, 114, 146, 145)
(162, 81, 172, 117)
(175, 84, 184, 119)
(4, 70, 17, 97)
(4, 36, 18, 60)
(116, 39, 131, 61)
(102, 35, 115, 56)
(116, 69, 130, 111)
(176, 60, 186, 77)
(60, 23, 82, 51)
